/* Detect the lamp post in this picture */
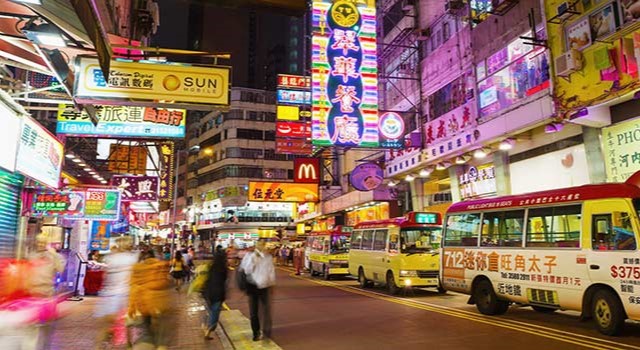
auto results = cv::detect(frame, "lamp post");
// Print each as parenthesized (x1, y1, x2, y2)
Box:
(170, 145, 200, 256)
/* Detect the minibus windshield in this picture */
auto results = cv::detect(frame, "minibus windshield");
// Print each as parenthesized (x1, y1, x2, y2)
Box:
(400, 228, 441, 254)
(330, 234, 350, 254)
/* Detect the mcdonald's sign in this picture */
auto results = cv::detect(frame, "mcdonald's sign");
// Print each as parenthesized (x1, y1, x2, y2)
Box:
(294, 158, 320, 184)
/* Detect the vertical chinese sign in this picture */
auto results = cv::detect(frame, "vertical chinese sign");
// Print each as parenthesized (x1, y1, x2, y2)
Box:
(159, 142, 175, 202)
(312, 0, 378, 147)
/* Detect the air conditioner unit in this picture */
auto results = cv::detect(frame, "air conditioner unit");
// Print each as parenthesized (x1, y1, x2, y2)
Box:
(416, 28, 431, 41)
(445, 0, 465, 14)
(554, 49, 583, 77)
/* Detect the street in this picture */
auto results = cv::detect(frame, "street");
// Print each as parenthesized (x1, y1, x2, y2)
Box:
(224, 267, 640, 350)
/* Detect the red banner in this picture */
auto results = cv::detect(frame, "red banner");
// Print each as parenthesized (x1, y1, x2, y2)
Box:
(276, 121, 311, 138)
(277, 74, 311, 89)
(275, 138, 312, 155)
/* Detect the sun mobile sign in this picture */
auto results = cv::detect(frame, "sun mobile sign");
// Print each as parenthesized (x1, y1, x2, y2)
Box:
(312, 0, 378, 148)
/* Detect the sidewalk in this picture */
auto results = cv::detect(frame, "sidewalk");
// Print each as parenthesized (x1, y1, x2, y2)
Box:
(49, 291, 229, 350)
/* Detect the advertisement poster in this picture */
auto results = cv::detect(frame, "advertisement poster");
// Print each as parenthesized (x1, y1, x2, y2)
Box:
(458, 165, 497, 200)
(589, 4, 618, 40)
(56, 104, 186, 138)
(566, 17, 592, 50)
(349, 163, 384, 192)
(248, 182, 319, 202)
(111, 175, 159, 201)
(486, 48, 509, 75)
(0, 102, 21, 172)
(16, 116, 64, 189)
(621, 0, 640, 25)
(277, 89, 311, 105)
(30, 191, 85, 218)
(84, 189, 121, 221)
(90, 221, 111, 252)
(74, 57, 230, 106)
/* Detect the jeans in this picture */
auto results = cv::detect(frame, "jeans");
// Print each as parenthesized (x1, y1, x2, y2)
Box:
(205, 300, 222, 330)
(248, 287, 272, 338)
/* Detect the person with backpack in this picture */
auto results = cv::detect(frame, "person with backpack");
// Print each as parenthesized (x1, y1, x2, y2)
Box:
(238, 240, 276, 341)
(170, 251, 187, 291)
(202, 245, 228, 339)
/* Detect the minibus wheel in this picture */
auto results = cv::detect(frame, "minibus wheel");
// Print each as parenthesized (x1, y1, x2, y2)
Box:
(358, 268, 371, 288)
(386, 271, 399, 295)
(592, 289, 625, 336)
(323, 265, 331, 280)
(474, 279, 509, 315)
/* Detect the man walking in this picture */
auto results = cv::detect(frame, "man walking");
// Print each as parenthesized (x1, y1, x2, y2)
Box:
(238, 240, 276, 341)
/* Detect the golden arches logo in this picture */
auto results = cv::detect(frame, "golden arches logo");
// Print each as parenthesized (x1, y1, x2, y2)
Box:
(331, 0, 359, 28)
(298, 164, 318, 181)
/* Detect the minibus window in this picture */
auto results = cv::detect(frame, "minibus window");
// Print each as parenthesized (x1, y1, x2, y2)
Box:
(592, 212, 637, 251)
(444, 214, 481, 247)
(526, 205, 581, 248)
(330, 235, 350, 254)
(481, 210, 524, 247)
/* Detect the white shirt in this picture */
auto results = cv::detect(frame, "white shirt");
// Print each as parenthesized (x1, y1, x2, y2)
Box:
(240, 250, 276, 289)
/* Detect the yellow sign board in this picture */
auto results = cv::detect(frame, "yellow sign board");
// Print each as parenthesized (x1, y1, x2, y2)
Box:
(248, 182, 319, 203)
(75, 57, 230, 106)
(277, 105, 300, 121)
(602, 118, 640, 183)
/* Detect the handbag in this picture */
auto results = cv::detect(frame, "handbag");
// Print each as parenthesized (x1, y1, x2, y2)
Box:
(236, 268, 248, 292)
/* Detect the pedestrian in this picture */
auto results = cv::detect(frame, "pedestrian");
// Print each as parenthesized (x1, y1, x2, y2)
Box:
(94, 237, 139, 349)
(202, 245, 228, 339)
(184, 247, 196, 281)
(239, 240, 276, 341)
(273, 245, 281, 266)
(279, 246, 289, 266)
(170, 250, 187, 291)
(287, 245, 294, 266)
(293, 243, 305, 275)
(162, 247, 171, 261)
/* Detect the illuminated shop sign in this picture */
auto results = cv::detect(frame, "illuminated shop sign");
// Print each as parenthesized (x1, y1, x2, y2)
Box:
(278, 74, 311, 89)
(248, 182, 319, 203)
(378, 112, 407, 149)
(277, 89, 311, 105)
(312, 0, 379, 147)
(16, 116, 64, 189)
(111, 175, 159, 201)
(29, 188, 121, 221)
(276, 121, 312, 138)
(294, 158, 321, 184)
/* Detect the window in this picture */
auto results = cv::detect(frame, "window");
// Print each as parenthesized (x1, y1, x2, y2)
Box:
(264, 130, 276, 141)
(526, 205, 582, 248)
(401, 228, 441, 252)
(481, 210, 525, 247)
(592, 212, 637, 251)
(373, 229, 388, 251)
(351, 231, 363, 250)
(361, 230, 374, 250)
(236, 129, 263, 140)
(226, 147, 241, 158)
(444, 214, 482, 246)
(443, 22, 450, 42)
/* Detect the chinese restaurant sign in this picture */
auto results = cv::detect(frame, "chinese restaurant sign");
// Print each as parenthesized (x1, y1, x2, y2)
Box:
(312, 0, 379, 147)
(111, 175, 159, 201)
(84, 189, 121, 221)
(158, 142, 175, 201)
(90, 221, 111, 252)
(16, 116, 64, 189)
(74, 57, 230, 106)
(424, 99, 479, 160)
(30, 191, 85, 218)
(108, 144, 148, 175)
(56, 104, 186, 138)
(278, 74, 311, 89)
(602, 118, 640, 182)
(248, 182, 319, 203)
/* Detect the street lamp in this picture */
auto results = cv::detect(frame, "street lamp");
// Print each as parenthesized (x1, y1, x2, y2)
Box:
(170, 145, 200, 256)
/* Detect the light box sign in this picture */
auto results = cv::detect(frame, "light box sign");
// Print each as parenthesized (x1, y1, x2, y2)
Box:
(349, 162, 383, 192)
(276, 121, 311, 138)
(56, 104, 186, 138)
(602, 118, 640, 182)
(378, 112, 406, 149)
(248, 182, 319, 203)
(277, 89, 311, 105)
(294, 158, 321, 184)
(424, 99, 479, 160)
(84, 189, 121, 221)
(277, 105, 300, 121)
(312, 0, 379, 147)
(74, 57, 230, 106)
(278, 74, 311, 89)
(111, 175, 159, 201)
(90, 221, 111, 252)
(0, 102, 21, 172)
(158, 142, 175, 201)
(16, 116, 64, 189)
(275, 138, 313, 155)
(30, 191, 85, 218)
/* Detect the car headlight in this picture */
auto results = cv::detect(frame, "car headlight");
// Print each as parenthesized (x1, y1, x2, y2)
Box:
(399, 270, 418, 277)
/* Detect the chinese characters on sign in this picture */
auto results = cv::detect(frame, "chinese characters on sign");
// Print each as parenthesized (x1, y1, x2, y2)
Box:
(458, 165, 497, 200)
(84, 189, 121, 221)
(312, 0, 379, 147)
(276, 122, 312, 138)
(248, 182, 319, 203)
(275, 138, 313, 155)
(424, 99, 479, 161)
(602, 118, 640, 182)
(278, 74, 311, 89)
(108, 144, 148, 175)
(16, 116, 64, 189)
(56, 104, 186, 138)
(277, 89, 312, 105)
(111, 175, 159, 201)
(30, 191, 85, 218)
(158, 142, 175, 201)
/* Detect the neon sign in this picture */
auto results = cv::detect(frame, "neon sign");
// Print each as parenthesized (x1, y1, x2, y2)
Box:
(312, 0, 378, 147)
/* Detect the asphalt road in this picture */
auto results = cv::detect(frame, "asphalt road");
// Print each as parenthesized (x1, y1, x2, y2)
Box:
(224, 267, 640, 350)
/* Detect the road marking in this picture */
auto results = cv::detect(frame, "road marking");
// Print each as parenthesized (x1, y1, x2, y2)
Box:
(279, 268, 640, 350)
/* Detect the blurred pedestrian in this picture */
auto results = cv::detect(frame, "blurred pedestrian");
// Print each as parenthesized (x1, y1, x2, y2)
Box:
(128, 250, 172, 350)
(170, 251, 187, 291)
(279, 246, 289, 267)
(184, 247, 196, 281)
(239, 240, 276, 341)
(202, 245, 228, 339)
(94, 237, 138, 349)
(293, 243, 305, 275)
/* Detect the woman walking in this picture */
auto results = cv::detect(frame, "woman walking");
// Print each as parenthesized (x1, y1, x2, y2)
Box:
(202, 246, 228, 339)
(170, 251, 187, 291)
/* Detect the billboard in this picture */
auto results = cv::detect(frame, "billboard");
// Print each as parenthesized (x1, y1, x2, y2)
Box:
(248, 182, 319, 202)
(158, 142, 175, 201)
(312, 0, 379, 147)
(84, 189, 121, 221)
(350, 162, 383, 192)
(294, 158, 320, 184)
(275, 138, 313, 155)
(111, 175, 159, 201)
(74, 57, 230, 106)
(56, 104, 186, 138)
(276, 121, 311, 138)
(108, 144, 148, 174)
(277, 89, 311, 105)
(30, 191, 85, 218)
(16, 116, 64, 189)
(278, 74, 311, 89)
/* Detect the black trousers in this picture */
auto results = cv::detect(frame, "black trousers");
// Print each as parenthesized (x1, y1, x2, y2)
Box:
(247, 286, 272, 338)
